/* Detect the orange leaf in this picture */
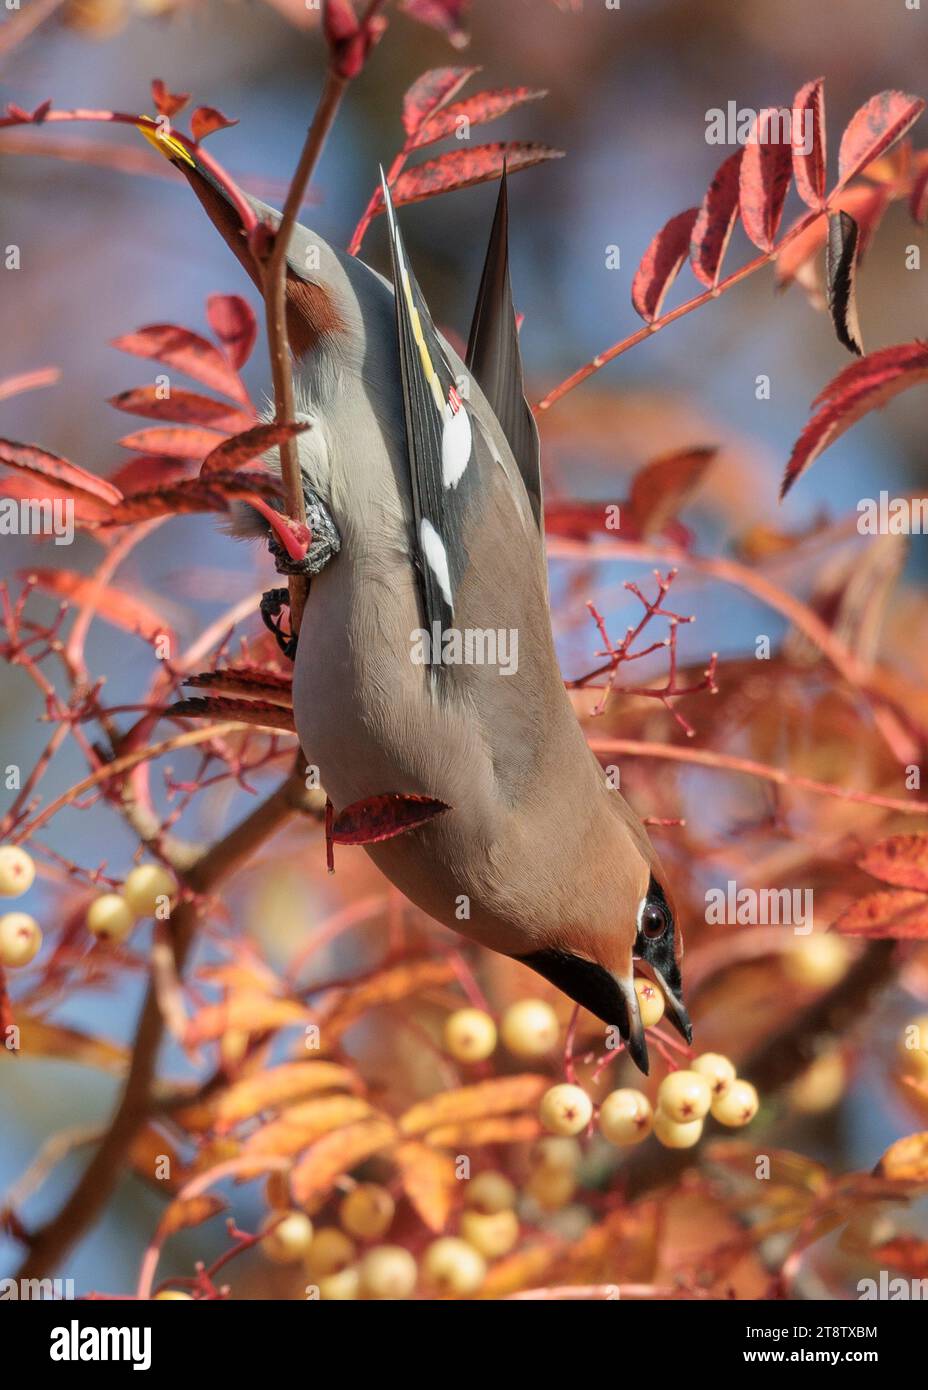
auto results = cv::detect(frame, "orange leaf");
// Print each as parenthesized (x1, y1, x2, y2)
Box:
(424, 1114, 541, 1148)
(158, 1193, 226, 1239)
(191, 105, 239, 143)
(627, 446, 715, 538)
(290, 1117, 398, 1210)
(832, 889, 928, 939)
(323, 958, 455, 1041)
(0, 439, 122, 507)
(399, 1074, 549, 1136)
(242, 1095, 374, 1157)
(186, 994, 312, 1045)
(168, 696, 297, 733)
(393, 1141, 457, 1232)
(199, 421, 309, 475)
(876, 1131, 928, 1183)
(631, 206, 698, 322)
(185, 666, 294, 703)
(151, 79, 190, 119)
(837, 90, 926, 191)
(859, 834, 928, 892)
(119, 426, 229, 461)
(212, 1061, 360, 1131)
(22, 569, 173, 644)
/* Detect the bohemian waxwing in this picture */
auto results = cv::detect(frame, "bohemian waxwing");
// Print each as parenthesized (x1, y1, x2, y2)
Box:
(156, 140, 691, 1074)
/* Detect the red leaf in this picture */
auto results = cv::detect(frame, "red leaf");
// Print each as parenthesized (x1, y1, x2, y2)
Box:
(108, 387, 255, 433)
(110, 455, 196, 496)
(410, 86, 547, 150)
(207, 294, 257, 370)
(151, 80, 190, 119)
(911, 164, 928, 226)
(859, 835, 928, 892)
(118, 427, 229, 461)
(186, 665, 293, 701)
(690, 150, 742, 288)
(837, 90, 926, 190)
(402, 67, 478, 138)
(23, 569, 173, 644)
(169, 696, 297, 732)
(333, 793, 451, 845)
(111, 324, 250, 405)
(400, 0, 470, 49)
(0, 368, 59, 403)
(781, 341, 928, 497)
(199, 421, 309, 475)
(191, 106, 239, 144)
(627, 447, 716, 537)
(792, 77, 827, 209)
(0, 474, 109, 525)
(632, 207, 699, 323)
(89, 470, 281, 527)
(833, 890, 928, 940)
(384, 143, 563, 211)
(739, 109, 794, 251)
(0, 439, 122, 506)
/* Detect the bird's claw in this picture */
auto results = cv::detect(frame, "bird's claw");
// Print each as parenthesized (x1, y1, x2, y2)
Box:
(260, 586, 298, 661)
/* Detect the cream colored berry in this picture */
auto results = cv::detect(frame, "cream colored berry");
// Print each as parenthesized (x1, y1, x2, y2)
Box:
(539, 1083, 593, 1136)
(711, 1078, 759, 1127)
(653, 1110, 703, 1149)
(532, 1136, 582, 1172)
(692, 1052, 736, 1098)
(657, 1069, 712, 1123)
(423, 1236, 486, 1295)
(86, 892, 135, 943)
(153, 1290, 192, 1300)
(634, 979, 665, 1029)
(465, 1170, 517, 1214)
(0, 912, 42, 968)
(443, 1008, 497, 1062)
(358, 1244, 417, 1300)
(260, 1209, 314, 1263)
(599, 1088, 653, 1146)
(789, 1051, 846, 1114)
(305, 1226, 356, 1279)
(525, 1165, 575, 1210)
(784, 934, 849, 989)
(500, 999, 559, 1057)
(317, 1265, 361, 1301)
(460, 1208, 520, 1259)
(339, 1183, 395, 1240)
(0, 845, 36, 898)
(123, 863, 176, 918)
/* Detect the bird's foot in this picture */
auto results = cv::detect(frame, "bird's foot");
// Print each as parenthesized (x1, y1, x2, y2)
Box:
(268, 486, 341, 578)
(260, 586, 298, 661)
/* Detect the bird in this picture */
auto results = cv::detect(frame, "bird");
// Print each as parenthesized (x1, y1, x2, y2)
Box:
(149, 132, 692, 1074)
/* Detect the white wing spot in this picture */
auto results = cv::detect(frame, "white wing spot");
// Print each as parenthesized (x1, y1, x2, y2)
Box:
(419, 518, 454, 610)
(441, 403, 472, 489)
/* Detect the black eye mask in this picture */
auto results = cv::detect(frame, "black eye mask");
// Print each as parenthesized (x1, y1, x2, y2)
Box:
(634, 875, 691, 1044)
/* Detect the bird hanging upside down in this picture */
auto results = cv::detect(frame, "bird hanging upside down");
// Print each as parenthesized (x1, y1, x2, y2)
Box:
(153, 135, 691, 1074)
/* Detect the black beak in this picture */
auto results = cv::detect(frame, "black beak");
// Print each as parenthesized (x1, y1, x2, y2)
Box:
(516, 948, 650, 1075)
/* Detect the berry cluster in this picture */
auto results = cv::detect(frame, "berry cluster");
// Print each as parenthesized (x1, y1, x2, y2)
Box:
(443, 999, 560, 1063)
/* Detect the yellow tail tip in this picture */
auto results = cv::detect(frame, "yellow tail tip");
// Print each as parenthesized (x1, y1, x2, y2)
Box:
(137, 119, 196, 169)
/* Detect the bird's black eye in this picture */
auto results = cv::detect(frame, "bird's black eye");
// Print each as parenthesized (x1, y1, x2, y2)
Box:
(639, 897, 670, 940)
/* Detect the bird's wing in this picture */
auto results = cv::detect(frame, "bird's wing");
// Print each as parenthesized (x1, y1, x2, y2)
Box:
(466, 173, 543, 532)
(381, 171, 492, 634)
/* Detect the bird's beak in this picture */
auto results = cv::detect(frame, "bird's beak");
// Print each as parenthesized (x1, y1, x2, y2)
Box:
(614, 971, 650, 1075)
(651, 966, 693, 1045)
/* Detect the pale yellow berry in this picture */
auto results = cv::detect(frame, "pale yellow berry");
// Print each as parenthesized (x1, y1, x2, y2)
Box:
(539, 1083, 592, 1136)
(531, 1136, 582, 1172)
(304, 1226, 356, 1279)
(339, 1183, 395, 1241)
(784, 934, 849, 989)
(459, 1208, 520, 1259)
(123, 862, 176, 918)
(0, 912, 42, 968)
(422, 1236, 486, 1295)
(358, 1245, 417, 1300)
(443, 1008, 497, 1062)
(317, 1265, 361, 1300)
(692, 1052, 737, 1098)
(153, 1290, 193, 1300)
(599, 1088, 653, 1146)
(86, 892, 135, 943)
(465, 1171, 517, 1214)
(525, 1165, 576, 1210)
(711, 1078, 759, 1128)
(789, 1051, 846, 1114)
(0, 845, 36, 898)
(656, 1069, 712, 1123)
(500, 999, 559, 1057)
(260, 1210, 314, 1263)
(653, 1110, 703, 1149)
(634, 979, 665, 1029)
